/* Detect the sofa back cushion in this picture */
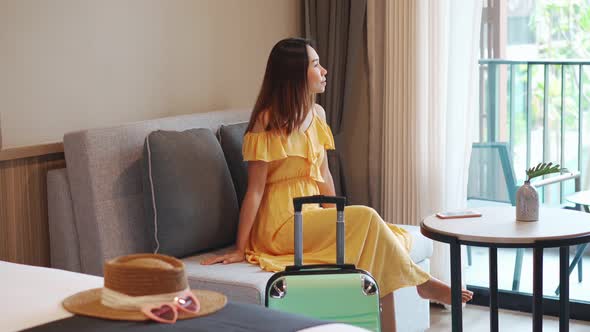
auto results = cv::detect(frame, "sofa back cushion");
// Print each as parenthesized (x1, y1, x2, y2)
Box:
(63, 109, 250, 275)
(218, 122, 249, 207)
(142, 128, 239, 257)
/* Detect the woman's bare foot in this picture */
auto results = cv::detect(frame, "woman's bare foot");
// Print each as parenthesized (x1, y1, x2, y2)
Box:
(416, 277, 473, 304)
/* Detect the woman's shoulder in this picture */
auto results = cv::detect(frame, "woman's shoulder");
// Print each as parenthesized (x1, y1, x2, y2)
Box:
(313, 103, 327, 122)
(311, 104, 335, 150)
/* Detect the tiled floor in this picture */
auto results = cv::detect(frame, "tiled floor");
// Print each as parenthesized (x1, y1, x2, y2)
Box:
(465, 246, 590, 301)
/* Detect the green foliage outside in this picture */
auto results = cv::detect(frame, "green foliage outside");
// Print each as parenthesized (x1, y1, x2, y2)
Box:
(528, 0, 590, 133)
(498, 0, 590, 199)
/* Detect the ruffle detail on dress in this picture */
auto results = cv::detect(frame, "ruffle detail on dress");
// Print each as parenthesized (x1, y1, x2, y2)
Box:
(241, 116, 336, 183)
(242, 131, 291, 162)
(314, 117, 336, 151)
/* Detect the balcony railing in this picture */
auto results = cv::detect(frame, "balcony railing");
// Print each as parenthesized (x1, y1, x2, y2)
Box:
(479, 59, 590, 204)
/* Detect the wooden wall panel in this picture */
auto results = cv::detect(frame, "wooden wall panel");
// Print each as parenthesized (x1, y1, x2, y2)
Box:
(0, 152, 65, 267)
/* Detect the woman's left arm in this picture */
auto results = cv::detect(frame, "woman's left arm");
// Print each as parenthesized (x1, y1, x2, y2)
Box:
(317, 152, 337, 208)
(314, 104, 337, 207)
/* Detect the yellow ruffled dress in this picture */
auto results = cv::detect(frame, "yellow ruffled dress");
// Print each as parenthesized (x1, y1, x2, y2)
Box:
(242, 112, 430, 296)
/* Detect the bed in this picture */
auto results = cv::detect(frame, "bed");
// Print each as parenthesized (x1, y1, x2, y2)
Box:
(1, 261, 366, 332)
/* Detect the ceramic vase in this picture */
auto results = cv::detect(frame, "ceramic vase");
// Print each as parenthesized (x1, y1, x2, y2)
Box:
(516, 180, 539, 221)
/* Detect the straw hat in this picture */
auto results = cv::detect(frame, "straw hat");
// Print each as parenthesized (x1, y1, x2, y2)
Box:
(63, 253, 227, 321)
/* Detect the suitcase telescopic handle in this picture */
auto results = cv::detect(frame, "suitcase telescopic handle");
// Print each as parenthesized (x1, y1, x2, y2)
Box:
(293, 195, 346, 212)
(292, 195, 347, 267)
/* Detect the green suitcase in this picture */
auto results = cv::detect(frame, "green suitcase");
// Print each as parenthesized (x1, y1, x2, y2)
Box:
(265, 195, 381, 332)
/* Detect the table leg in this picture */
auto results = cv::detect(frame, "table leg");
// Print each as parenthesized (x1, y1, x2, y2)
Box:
(533, 247, 543, 332)
(489, 247, 498, 332)
(450, 241, 462, 332)
(555, 243, 587, 295)
(560, 246, 570, 332)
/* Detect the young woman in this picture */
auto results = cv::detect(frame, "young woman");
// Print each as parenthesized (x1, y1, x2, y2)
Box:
(202, 37, 472, 330)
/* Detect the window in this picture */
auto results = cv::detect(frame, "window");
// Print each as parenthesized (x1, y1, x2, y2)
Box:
(468, 0, 590, 320)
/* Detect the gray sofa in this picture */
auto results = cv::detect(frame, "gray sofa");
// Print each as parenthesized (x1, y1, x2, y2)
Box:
(47, 108, 433, 331)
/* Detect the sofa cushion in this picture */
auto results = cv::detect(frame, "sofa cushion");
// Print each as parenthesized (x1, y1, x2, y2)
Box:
(183, 247, 273, 305)
(141, 128, 239, 258)
(218, 122, 249, 207)
(182, 228, 432, 305)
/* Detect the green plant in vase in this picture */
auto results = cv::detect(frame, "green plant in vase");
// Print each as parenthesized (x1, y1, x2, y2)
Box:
(517, 162, 565, 221)
(525, 162, 564, 183)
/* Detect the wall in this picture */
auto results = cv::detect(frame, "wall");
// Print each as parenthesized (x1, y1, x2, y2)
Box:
(0, 0, 300, 267)
(0, 0, 301, 148)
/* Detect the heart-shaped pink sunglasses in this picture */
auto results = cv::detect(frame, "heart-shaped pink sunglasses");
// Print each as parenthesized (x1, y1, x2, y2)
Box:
(140, 290, 200, 324)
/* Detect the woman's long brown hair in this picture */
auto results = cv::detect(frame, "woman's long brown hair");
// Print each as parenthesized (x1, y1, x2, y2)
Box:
(246, 38, 315, 135)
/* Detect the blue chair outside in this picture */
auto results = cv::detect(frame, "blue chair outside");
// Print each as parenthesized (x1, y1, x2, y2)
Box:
(466, 142, 581, 292)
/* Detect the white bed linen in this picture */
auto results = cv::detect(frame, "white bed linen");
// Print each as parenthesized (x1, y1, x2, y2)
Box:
(1, 260, 103, 332)
(0, 261, 366, 332)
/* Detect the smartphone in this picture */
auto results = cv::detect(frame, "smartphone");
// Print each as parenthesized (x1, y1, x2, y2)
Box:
(436, 210, 482, 219)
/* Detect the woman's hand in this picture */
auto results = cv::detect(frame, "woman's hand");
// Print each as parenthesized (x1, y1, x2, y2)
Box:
(200, 249, 245, 265)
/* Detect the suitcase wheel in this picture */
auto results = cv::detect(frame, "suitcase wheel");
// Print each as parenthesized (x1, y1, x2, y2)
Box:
(361, 275, 378, 296)
(269, 277, 287, 299)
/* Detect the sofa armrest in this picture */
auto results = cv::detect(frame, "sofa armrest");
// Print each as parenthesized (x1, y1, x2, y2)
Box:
(396, 224, 433, 263)
(47, 168, 82, 272)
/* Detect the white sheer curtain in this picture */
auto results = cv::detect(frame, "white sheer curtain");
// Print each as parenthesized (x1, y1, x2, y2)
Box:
(368, 0, 483, 295)
(415, 0, 483, 287)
